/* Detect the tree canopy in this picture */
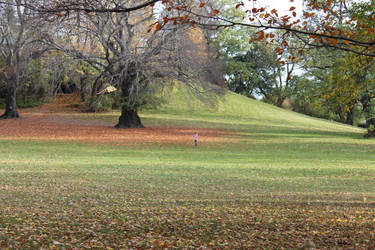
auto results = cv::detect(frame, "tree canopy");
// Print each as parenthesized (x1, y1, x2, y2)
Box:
(13, 0, 374, 57)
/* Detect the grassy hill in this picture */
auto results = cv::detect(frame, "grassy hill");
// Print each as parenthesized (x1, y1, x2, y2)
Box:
(84, 84, 364, 137)
(0, 88, 374, 248)
(146, 86, 364, 135)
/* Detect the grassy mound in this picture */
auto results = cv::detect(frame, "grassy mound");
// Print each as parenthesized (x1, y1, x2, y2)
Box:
(146, 87, 363, 135)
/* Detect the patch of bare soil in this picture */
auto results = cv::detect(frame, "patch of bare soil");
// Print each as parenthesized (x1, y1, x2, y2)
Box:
(0, 94, 237, 145)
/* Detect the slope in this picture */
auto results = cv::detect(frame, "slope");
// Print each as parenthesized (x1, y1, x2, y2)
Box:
(140, 85, 364, 139)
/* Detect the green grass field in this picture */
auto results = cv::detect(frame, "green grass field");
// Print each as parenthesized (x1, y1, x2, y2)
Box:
(1, 90, 374, 248)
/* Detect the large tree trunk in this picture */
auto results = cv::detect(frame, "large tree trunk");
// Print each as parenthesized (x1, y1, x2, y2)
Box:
(360, 93, 371, 115)
(365, 130, 375, 138)
(337, 107, 345, 122)
(80, 75, 88, 102)
(344, 106, 355, 125)
(115, 62, 144, 129)
(0, 82, 19, 119)
(276, 95, 285, 108)
(115, 106, 144, 128)
(365, 118, 375, 138)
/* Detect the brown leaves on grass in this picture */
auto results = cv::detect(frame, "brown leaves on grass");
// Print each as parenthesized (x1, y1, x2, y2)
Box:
(1, 96, 374, 248)
(1, 202, 374, 248)
(0, 113, 236, 146)
(0, 98, 237, 146)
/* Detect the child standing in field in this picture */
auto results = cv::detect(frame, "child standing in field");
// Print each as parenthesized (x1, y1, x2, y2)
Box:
(194, 132, 198, 147)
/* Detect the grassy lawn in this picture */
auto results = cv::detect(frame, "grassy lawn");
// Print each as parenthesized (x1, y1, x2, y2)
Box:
(0, 91, 375, 248)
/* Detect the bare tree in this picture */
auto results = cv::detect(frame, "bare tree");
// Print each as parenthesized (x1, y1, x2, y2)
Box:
(0, 0, 224, 125)
(0, 0, 47, 119)
(44, 0, 221, 128)
(9, 0, 375, 58)
(8, 0, 162, 14)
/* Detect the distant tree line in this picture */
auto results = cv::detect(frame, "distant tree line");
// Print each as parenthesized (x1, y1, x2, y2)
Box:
(208, 0, 375, 137)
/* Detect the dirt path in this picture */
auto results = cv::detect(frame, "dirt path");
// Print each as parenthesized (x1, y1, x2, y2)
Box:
(0, 95, 237, 145)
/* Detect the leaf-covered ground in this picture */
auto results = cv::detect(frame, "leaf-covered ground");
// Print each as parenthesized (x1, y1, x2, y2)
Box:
(1, 200, 374, 248)
(0, 111, 236, 145)
(0, 94, 374, 248)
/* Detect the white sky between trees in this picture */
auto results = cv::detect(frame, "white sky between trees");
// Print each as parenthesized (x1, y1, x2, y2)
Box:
(245, 0, 305, 98)
(247, 0, 304, 17)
